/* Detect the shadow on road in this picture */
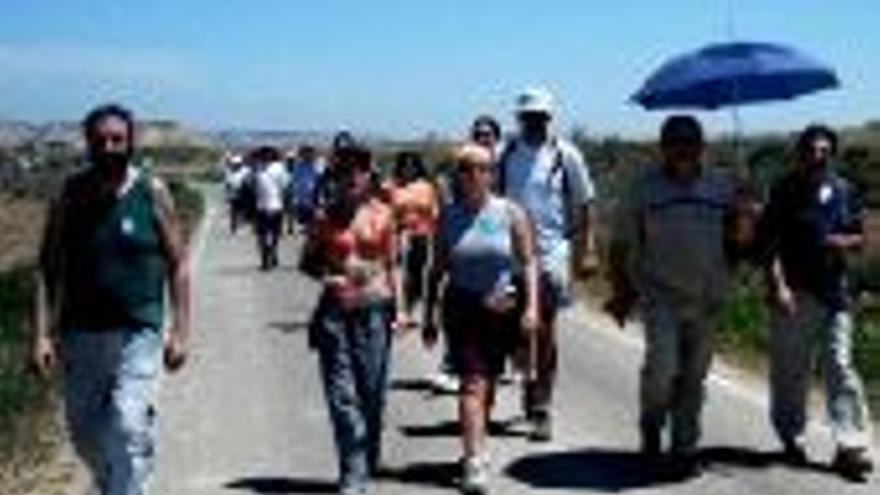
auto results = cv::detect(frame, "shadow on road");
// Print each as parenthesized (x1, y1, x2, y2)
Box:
(699, 446, 835, 475)
(380, 460, 460, 489)
(506, 448, 685, 491)
(224, 476, 336, 494)
(267, 321, 312, 334)
(400, 419, 460, 437)
(389, 377, 434, 393)
(400, 418, 527, 439)
(506, 446, 836, 491)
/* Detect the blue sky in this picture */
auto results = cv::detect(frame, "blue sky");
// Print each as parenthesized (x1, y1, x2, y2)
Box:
(0, 0, 877, 139)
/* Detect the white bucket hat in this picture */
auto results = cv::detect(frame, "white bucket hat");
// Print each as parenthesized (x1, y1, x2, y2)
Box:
(515, 86, 555, 115)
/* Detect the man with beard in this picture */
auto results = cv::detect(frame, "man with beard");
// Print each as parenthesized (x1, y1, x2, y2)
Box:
(757, 124, 874, 480)
(31, 104, 191, 495)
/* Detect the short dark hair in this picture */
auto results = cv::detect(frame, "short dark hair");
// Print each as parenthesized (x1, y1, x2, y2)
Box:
(660, 114, 704, 146)
(333, 144, 372, 175)
(796, 124, 838, 155)
(332, 131, 357, 152)
(394, 151, 427, 182)
(471, 115, 501, 141)
(82, 103, 135, 141)
(250, 145, 281, 163)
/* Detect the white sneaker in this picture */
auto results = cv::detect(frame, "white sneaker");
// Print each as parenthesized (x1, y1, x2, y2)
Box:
(430, 371, 460, 394)
(461, 455, 489, 494)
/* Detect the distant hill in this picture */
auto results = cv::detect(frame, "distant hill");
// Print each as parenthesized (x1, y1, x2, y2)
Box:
(0, 120, 215, 151)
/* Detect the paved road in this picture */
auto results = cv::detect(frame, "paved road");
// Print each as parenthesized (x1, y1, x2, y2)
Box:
(153, 192, 878, 494)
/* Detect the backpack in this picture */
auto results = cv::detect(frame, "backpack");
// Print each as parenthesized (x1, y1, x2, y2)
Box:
(496, 137, 577, 236)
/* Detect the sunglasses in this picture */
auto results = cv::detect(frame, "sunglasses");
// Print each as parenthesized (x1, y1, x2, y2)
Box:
(457, 162, 492, 175)
(472, 128, 494, 139)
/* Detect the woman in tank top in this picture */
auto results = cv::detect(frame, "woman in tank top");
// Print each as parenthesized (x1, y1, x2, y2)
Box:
(423, 143, 539, 494)
(300, 144, 408, 495)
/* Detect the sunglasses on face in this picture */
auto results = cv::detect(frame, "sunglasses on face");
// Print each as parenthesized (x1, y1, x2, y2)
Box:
(472, 128, 494, 139)
(457, 162, 492, 176)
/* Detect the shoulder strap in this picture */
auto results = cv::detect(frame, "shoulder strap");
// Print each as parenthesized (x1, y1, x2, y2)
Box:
(496, 139, 517, 194)
(548, 139, 576, 236)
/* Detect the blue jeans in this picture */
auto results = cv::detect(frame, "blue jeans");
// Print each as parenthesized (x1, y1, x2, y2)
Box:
(311, 295, 393, 492)
(60, 328, 163, 495)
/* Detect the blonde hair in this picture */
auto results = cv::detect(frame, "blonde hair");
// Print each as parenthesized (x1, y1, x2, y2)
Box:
(454, 142, 493, 168)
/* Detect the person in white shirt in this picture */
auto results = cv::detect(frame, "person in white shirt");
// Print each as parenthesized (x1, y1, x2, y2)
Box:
(496, 87, 598, 441)
(224, 154, 249, 234)
(252, 146, 289, 270)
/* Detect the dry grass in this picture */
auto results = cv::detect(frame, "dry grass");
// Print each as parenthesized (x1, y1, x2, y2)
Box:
(0, 194, 47, 271)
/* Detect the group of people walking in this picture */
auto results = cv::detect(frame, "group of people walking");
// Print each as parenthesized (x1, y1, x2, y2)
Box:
(223, 143, 326, 270)
(28, 91, 875, 495)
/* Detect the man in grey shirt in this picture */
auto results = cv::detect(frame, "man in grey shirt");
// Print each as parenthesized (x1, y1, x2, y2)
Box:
(606, 115, 753, 475)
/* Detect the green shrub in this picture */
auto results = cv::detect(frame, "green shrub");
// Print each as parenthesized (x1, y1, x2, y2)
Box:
(855, 308, 880, 409)
(716, 269, 771, 359)
(0, 267, 40, 436)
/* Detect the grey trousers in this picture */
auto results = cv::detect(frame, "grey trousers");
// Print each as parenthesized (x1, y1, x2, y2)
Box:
(640, 301, 716, 452)
(769, 292, 873, 451)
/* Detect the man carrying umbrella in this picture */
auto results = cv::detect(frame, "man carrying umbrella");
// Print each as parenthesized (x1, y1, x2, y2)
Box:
(756, 124, 874, 480)
(606, 115, 754, 475)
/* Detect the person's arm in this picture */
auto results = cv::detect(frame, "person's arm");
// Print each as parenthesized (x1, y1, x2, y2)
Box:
(384, 212, 409, 331)
(565, 146, 599, 277)
(767, 256, 797, 316)
(604, 172, 640, 327)
(756, 183, 797, 315)
(31, 192, 65, 379)
(572, 202, 598, 276)
(151, 177, 191, 372)
(421, 219, 447, 348)
(827, 181, 866, 251)
(510, 202, 540, 336)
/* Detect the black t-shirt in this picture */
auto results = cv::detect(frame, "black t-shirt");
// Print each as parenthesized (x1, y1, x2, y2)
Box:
(757, 169, 863, 309)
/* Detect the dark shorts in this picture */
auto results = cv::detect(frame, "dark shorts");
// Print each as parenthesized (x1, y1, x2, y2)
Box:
(537, 271, 564, 325)
(255, 210, 283, 238)
(294, 204, 315, 225)
(442, 286, 519, 378)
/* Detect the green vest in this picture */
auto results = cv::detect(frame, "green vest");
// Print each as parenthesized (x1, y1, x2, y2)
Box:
(60, 169, 166, 330)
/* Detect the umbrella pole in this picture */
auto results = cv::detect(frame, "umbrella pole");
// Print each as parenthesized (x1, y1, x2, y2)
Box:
(730, 105, 746, 177)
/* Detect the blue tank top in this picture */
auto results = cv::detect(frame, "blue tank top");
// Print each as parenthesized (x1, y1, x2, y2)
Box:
(440, 195, 515, 296)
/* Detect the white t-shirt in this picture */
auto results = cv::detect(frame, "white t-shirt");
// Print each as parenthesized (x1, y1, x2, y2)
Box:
(255, 161, 289, 212)
(224, 166, 249, 198)
(500, 137, 595, 280)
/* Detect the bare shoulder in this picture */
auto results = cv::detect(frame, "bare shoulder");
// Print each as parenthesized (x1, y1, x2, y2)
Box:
(500, 196, 528, 224)
(148, 175, 176, 209)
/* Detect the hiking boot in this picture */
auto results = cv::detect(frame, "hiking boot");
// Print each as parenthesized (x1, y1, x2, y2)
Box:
(528, 411, 553, 442)
(640, 422, 662, 457)
(338, 482, 367, 495)
(780, 439, 808, 466)
(832, 447, 874, 482)
(460, 455, 489, 494)
(667, 449, 702, 480)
